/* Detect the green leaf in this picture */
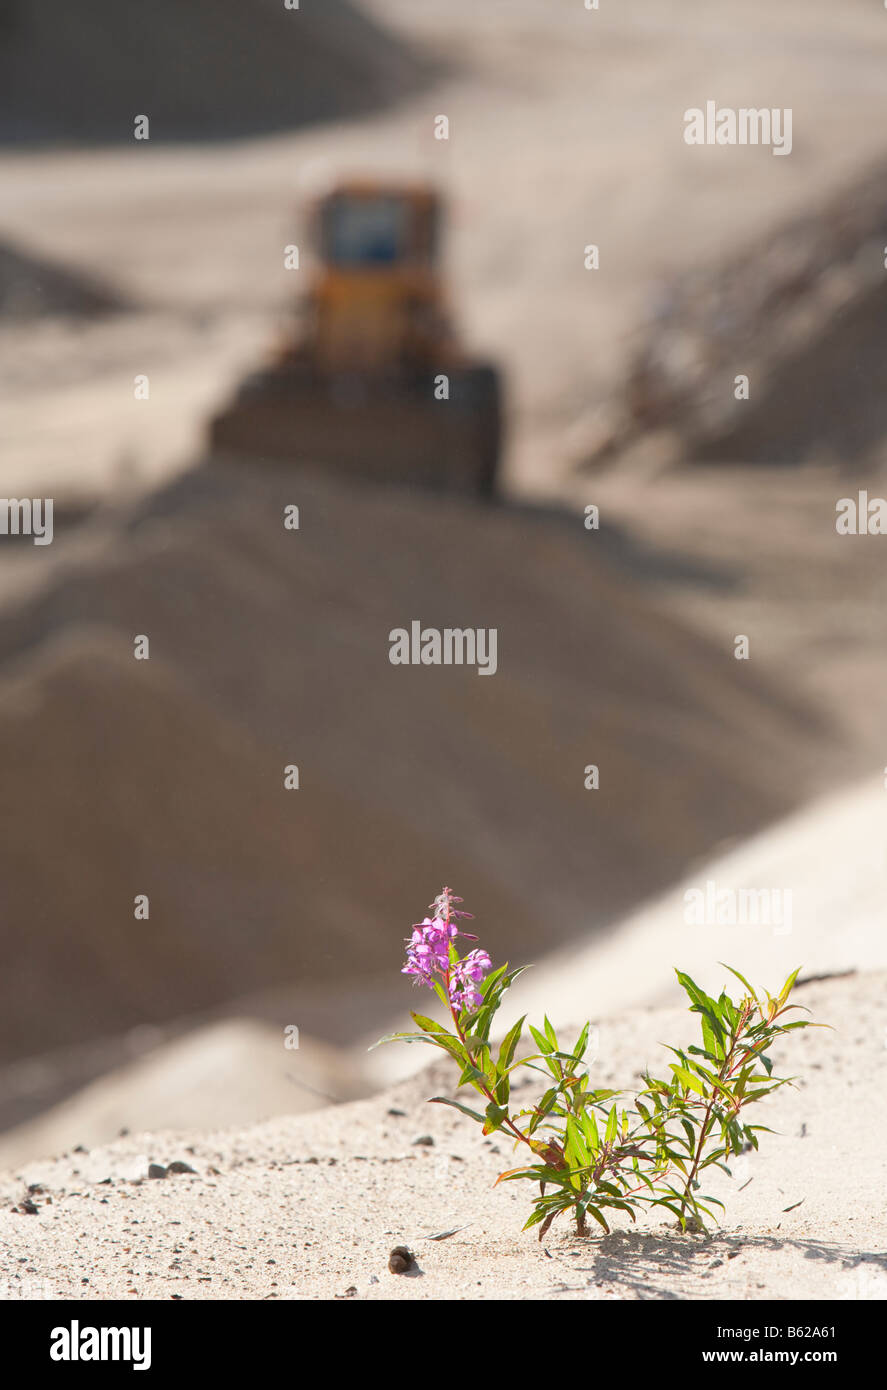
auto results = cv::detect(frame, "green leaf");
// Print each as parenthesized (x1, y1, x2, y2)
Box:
(500, 1053, 545, 1078)
(671, 1065, 706, 1097)
(483, 1101, 508, 1135)
(410, 1012, 448, 1034)
(496, 1016, 526, 1073)
(580, 1107, 601, 1154)
(456, 1056, 486, 1088)
(700, 1012, 726, 1062)
(649, 1196, 688, 1226)
(529, 1087, 558, 1134)
(565, 1116, 590, 1168)
(522, 1206, 549, 1231)
(496, 1165, 546, 1185)
(528, 1024, 554, 1056)
(777, 966, 802, 1005)
(571, 1022, 590, 1064)
(675, 970, 713, 1015)
(719, 963, 759, 1003)
(480, 963, 509, 999)
(676, 971, 727, 1058)
(429, 1096, 487, 1123)
(433, 1033, 474, 1067)
(744, 1082, 789, 1102)
(718, 991, 739, 1029)
(581, 1087, 620, 1106)
(369, 1029, 456, 1052)
(580, 1203, 611, 1235)
(467, 1004, 495, 1046)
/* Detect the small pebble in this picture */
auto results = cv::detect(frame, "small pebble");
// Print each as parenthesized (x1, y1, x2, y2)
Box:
(388, 1246, 415, 1274)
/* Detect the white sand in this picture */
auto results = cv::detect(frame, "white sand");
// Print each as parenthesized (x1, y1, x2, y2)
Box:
(1, 970, 882, 1300)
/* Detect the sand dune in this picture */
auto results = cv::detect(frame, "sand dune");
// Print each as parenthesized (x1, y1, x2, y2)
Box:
(507, 775, 887, 1049)
(0, 239, 126, 319)
(0, 464, 833, 1068)
(0, 0, 428, 142)
(0, 1019, 366, 1170)
(0, 628, 491, 1064)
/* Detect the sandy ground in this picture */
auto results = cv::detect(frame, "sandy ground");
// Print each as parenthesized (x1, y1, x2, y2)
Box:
(1, 970, 883, 1301)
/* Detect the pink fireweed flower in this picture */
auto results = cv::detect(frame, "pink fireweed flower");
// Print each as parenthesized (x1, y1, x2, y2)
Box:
(462, 948, 492, 981)
(401, 890, 492, 1012)
(401, 916, 453, 985)
(448, 949, 493, 1010)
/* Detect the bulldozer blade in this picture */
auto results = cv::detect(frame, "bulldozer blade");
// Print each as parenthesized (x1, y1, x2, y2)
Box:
(208, 366, 501, 499)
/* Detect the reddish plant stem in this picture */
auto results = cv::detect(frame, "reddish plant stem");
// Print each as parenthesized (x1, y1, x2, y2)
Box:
(678, 1001, 754, 1216)
(445, 963, 534, 1153)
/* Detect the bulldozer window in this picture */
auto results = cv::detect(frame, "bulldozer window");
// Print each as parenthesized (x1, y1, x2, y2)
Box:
(322, 195, 410, 267)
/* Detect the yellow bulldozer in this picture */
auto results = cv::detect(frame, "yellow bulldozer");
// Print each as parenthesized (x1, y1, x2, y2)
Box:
(209, 180, 502, 498)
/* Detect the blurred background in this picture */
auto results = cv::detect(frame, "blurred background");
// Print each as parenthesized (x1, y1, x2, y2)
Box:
(1, 0, 886, 1166)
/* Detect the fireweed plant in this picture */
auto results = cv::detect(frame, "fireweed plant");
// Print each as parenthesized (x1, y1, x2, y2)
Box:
(375, 888, 819, 1239)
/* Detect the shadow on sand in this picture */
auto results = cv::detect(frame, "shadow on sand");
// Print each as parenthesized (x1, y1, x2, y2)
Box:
(543, 1229, 887, 1299)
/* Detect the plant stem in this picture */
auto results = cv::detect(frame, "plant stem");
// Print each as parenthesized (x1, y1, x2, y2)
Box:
(441, 918, 534, 1155)
(677, 1002, 752, 1219)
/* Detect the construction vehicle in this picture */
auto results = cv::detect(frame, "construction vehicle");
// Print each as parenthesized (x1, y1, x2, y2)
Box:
(209, 180, 502, 497)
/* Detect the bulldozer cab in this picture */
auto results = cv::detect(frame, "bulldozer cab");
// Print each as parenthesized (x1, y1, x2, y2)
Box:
(317, 183, 439, 269)
(307, 182, 449, 373)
